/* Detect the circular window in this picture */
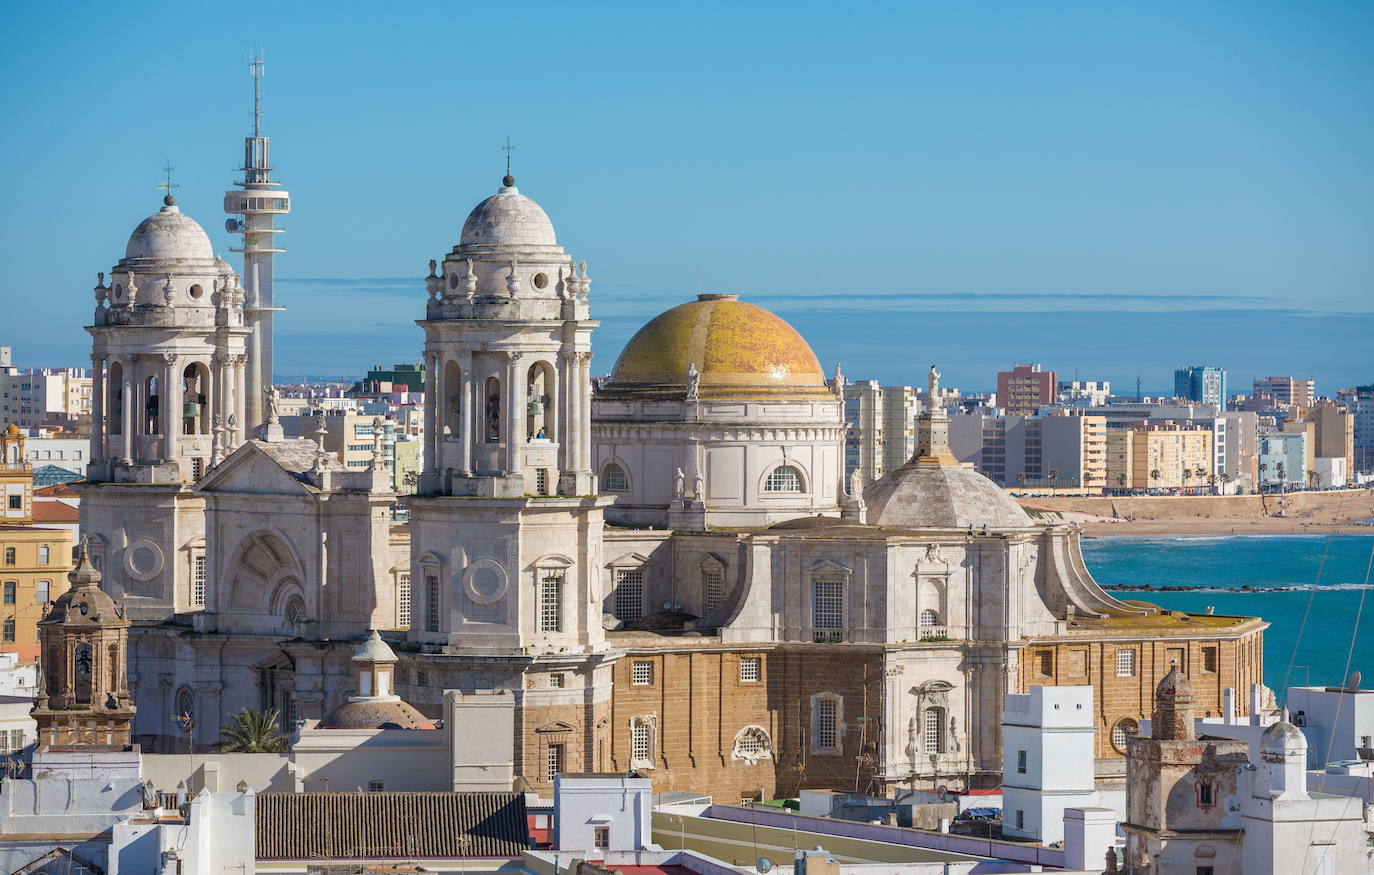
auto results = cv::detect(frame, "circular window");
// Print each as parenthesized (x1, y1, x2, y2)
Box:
(471, 568, 502, 599)
(189, 284, 203, 299)
(533, 272, 549, 289)
(1111, 718, 1140, 754)
(124, 540, 165, 581)
(449, 273, 460, 290)
(463, 559, 508, 606)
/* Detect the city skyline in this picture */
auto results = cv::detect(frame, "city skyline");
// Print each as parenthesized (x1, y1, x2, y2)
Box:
(2, 1, 1370, 390)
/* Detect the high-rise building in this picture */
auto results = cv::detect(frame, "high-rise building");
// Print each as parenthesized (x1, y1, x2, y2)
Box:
(1253, 376, 1315, 409)
(843, 381, 920, 487)
(997, 363, 1056, 416)
(948, 412, 1106, 491)
(1337, 386, 1374, 472)
(1173, 365, 1227, 408)
(225, 56, 290, 435)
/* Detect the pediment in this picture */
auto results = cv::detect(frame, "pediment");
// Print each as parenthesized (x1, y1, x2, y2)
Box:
(195, 444, 317, 496)
(535, 720, 577, 734)
(807, 558, 853, 577)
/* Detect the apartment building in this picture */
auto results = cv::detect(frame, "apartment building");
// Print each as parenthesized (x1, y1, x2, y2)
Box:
(0, 357, 92, 433)
(1254, 376, 1315, 409)
(1174, 365, 1227, 408)
(1105, 421, 1214, 490)
(948, 412, 1106, 491)
(843, 381, 921, 487)
(997, 363, 1056, 416)
(1296, 402, 1354, 480)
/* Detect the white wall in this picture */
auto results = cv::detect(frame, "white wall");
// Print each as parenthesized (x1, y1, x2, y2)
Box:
(555, 774, 653, 851)
(1000, 686, 1096, 843)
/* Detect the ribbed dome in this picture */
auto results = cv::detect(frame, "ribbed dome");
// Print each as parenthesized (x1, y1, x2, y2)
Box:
(125, 200, 214, 261)
(320, 699, 431, 730)
(865, 461, 1032, 530)
(604, 295, 831, 400)
(39, 544, 121, 628)
(459, 180, 557, 249)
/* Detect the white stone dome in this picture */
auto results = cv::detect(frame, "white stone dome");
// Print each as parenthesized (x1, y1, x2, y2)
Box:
(864, 460, 1033, 530)
(125, 197, 214, 261)
(459, 176, 558, 248)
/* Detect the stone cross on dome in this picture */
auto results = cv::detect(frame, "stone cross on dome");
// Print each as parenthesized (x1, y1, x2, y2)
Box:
(502, 136, 516, 187)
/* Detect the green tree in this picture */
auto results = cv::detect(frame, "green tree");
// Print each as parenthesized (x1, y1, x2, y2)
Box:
(1047, 468, 1061, 495)
(215, 708, 287, 753)
(1149, 468, 1162, 488)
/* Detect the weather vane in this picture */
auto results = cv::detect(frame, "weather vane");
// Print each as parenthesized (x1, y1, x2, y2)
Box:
(157, 160, 179, 199)
(503, 136, 515, 176)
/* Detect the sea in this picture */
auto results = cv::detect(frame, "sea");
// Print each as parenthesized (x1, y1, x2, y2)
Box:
(1079, 534, 1374, 698)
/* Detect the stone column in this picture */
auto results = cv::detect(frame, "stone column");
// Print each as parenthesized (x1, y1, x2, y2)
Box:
(558, 350, 573, 476)
(234, 354, 247, 446)
(120, 359, 134, 463)
(90, 354, 105, 462)
(505, 351, 524, 475)
(434, 353, 447, 473)
(162, 354, 179, 462)
(579, 352, 593, 473)
(422, 352, 438, 474)
(458, 352, 473, 475)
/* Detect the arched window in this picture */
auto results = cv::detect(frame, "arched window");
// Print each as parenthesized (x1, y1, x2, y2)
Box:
(74, 643, 93, 704)
(181, 363, 210, 435)
(443, 360, 462, 440)
(109, 361, 124, 434)
(602, 462, 629, 492)
(919, 609, 940, 628)
(175, 688, 195, 731)
(285, 596, 306, 627)
(924, 706, 946, 754)
(144, 375, 160, 435)
(764, 465, 803, 493)
(731, 725, 773, 764)
(484, 376, 502, 442)
(1111, 718, 1139, 754)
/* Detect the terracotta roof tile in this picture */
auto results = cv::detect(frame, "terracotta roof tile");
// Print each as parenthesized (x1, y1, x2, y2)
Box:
(32, 501, 80, 522)
(255, 792, 528, 860)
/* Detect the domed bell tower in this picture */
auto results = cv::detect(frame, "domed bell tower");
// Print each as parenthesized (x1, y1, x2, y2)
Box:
(87, 194, 250, 484)
(409, 173, 613, 656)
(32, 540, 136, 749)
(81, 193, 250, 619)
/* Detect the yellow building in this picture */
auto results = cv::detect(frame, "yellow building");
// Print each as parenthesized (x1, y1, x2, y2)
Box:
(2, 425, 73, 656)
(1, 524, 73, 656)
(1106, 421, 1214, 490)
(1297, 402, 1354, 480)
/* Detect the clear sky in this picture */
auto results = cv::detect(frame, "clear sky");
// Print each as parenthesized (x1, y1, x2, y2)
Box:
(2, 1, 1370, 393)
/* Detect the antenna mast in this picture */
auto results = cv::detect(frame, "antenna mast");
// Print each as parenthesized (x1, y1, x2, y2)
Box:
(250, 53, 265, 138)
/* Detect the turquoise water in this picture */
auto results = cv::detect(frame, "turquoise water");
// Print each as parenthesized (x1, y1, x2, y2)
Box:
(1079, 534, 1374, 696)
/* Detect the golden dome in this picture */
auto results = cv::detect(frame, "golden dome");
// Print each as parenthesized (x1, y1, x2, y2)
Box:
(605, 295, 831, 400)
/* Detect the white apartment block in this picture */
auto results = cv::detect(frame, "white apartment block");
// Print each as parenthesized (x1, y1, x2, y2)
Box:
(0, 354, 91, 432)
(843, 381, 921, 487)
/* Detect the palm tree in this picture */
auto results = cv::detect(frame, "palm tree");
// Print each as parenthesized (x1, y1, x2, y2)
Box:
(1115, 472, 1127, 491)
(1047, 468, 1061, 496)
(1149, 468, 1162, 488)
(1276, 462, 1287, 491)
(1219, 472, 1232, 494)
(1259, 462, 1269, 489)
(1181, 468, 1192, 492)
(1207, 473, 1217, 494)
(215, 708, 287, 753)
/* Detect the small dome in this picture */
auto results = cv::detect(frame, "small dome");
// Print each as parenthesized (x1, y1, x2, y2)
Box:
(864, 462, 1032, 530)
(319, 699, 431, 730)
(352, 629, 397, 664)
(1261, 721, 1306, 751)
(125, 202, 215, 261)
(605, 295, 831, 400)
(459, 180, 558, 249)
(40, 544, 121, 627)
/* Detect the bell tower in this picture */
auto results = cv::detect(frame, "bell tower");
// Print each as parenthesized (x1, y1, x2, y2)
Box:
(81, 193, 249, 619)
(409, 172, 613, 655)
(32, 540, 136, 749)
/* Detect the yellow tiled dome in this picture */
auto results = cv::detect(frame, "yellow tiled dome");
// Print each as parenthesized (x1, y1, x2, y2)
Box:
(604, 294, 831, 400)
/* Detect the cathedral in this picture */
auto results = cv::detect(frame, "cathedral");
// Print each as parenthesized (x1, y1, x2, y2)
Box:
(74, 124, 1267, 801)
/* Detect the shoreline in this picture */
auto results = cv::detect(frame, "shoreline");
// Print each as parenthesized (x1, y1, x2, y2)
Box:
(1080, 522, 1374, 538)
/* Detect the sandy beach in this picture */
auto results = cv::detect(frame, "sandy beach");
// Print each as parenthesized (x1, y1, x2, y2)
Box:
(1018, 488, 1374, 538)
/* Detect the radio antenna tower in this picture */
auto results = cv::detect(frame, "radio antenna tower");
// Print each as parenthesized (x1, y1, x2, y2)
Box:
(226, 52, 291, 435)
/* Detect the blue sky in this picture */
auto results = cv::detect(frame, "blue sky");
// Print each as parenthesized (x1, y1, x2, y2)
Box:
(1, 1, 1370, 393)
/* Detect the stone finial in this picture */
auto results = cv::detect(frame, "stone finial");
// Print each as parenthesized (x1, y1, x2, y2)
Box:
(462, 259, 477, 298)
(1104, 847, 1118, 874)
(162, 274, 175, 307)
(578, 261, 590, 297)
(506, 260, 521, 296)
(428, 259, 437, 278)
